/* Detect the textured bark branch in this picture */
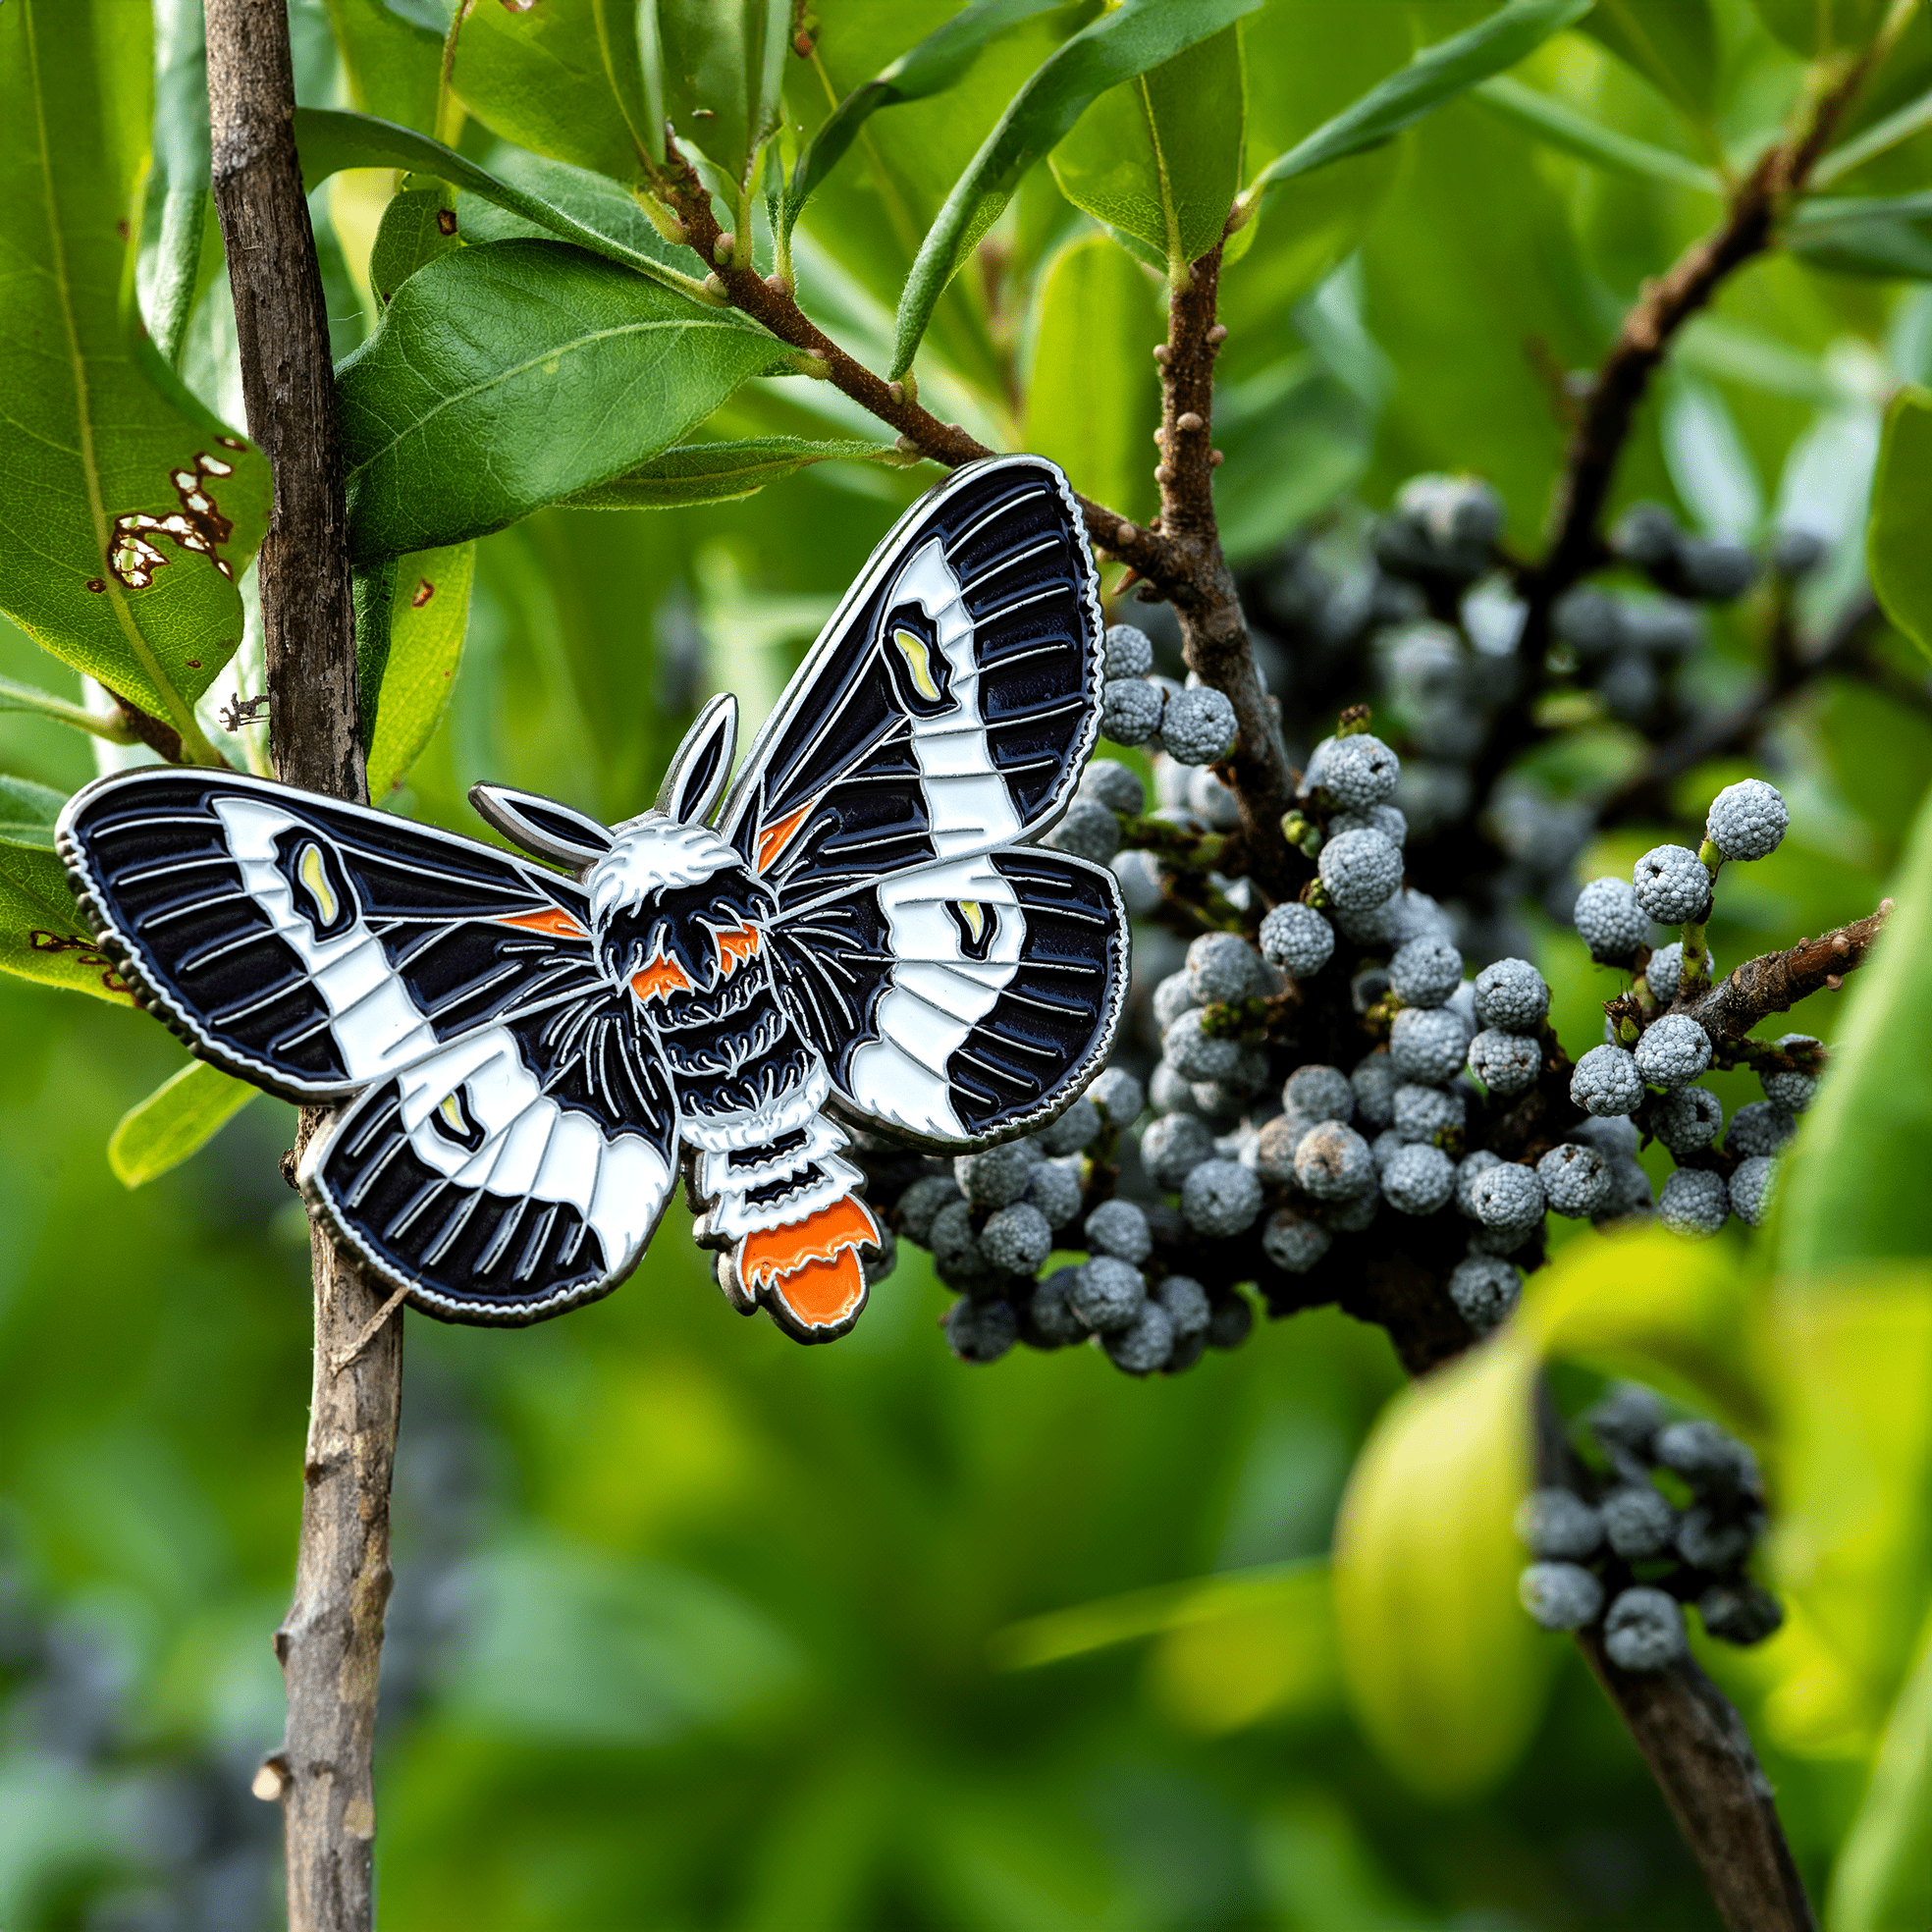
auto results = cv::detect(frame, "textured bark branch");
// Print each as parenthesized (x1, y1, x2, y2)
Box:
(204, 4, 398, 1927)
(1684, 903, 1891, 1042)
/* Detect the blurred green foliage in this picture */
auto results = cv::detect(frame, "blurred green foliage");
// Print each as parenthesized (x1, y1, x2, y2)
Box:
(1, 0, 1931, 1924)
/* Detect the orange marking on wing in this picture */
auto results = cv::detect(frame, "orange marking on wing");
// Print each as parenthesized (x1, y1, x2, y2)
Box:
(756, 805, 811, 874)
(770, 1249, 867, 1329)
(502, 905, 588, 940)
(738, 1195, 879, 1292)
(629, 954, 693, 1002)
(715, 922, 761, 976)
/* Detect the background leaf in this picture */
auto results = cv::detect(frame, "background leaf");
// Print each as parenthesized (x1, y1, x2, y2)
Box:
(364, 542, 475, 799)
(136, 0, 212, 368)
(1472, 76, 1723, 192)
(657, 0, 792, 192)
(367, 181, 461, 306)
(564, 437, 902, 509)
(1788, 193, 1932, 280)
(336, 240, 778, 556)
(1868, 386, 1932, 665)
(107, 1059, 257, 1188)
(1827, 1605, 1932, 1932)
(1579, 0, 1719, 120)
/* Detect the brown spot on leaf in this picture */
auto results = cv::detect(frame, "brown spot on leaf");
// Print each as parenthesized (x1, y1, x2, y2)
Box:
(186, 660, 200, 669)
(116, 220, 130, 242)
(500, 0, 536, 10)
(437, 208, 458, 236)
(410, 579, 436, 608)
(85, 578, 105, 593)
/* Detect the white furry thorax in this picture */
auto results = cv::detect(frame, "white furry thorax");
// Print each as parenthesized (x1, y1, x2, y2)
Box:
(586, 817, 738, 932)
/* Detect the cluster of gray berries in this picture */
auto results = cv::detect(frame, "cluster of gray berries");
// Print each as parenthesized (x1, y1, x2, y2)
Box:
(1089, 620, 1238, 768)
(1518, 1384, 1782, 1669)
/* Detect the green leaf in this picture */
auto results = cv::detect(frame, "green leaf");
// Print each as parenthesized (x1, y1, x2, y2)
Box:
(1869, 386, 1932, 666)
(1779, 771, 1932, 1271)
(781, 0, 1066, 242)
(1022, 235, 1162, 523)
(0, 834, 129, 1004)
(292, 107, 715, 303)
(1814, 88, 1932, 188)
(336, 240, 778, 556)
(0, 0, 269, 753)
(364, 542, 475, 798)
(106, 1059, 258, 1188)
(564, 436, 903, 509)
(0, 673, 136, 743)
(1238, 0, 1595, 217)
(1748, 0, 1892, 58)
(889, 0, 1263, 380)
(1471, 77, 1723, 193)
(0, 775, 67, 852)
(1048, 24, 1246, 279)
(1787, 192, 1932, 279)
(136, 0, 211, 368)
(1579, 0, 1718, 119)
(1828, 1603, 1932, 1932)
(368, 182, 461, 306)
(452, 0, 650, 183)
(658, 0, 792, 192)
(326, 0, 445, 131)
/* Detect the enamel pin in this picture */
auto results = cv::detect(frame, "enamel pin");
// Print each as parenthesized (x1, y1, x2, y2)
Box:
(57, 456, 1128, 1342)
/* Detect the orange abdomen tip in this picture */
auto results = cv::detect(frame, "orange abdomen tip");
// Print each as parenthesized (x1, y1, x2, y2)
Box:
(738, 1195, 880, 1337)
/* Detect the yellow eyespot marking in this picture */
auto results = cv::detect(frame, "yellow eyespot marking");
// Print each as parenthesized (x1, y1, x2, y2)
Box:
(437, 1093, 466, 1134)
(893, 625, 941, 702)
(958, 900, 986, 944)
(297, 842, 338, 926)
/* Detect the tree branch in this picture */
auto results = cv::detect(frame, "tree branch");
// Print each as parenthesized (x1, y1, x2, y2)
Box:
(1684, 902, 1892, 1042)
(204, 3, 398, 1926)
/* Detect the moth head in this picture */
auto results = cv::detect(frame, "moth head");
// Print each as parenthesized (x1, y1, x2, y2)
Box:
(590, 820, 776, 999)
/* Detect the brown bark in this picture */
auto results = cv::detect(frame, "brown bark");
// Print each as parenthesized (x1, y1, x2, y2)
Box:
(204, 4, 398, 1927)
(1685, 904, 1892, 1042)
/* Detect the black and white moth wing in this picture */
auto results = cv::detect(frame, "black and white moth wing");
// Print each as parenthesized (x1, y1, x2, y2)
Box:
(717, 455, 1104, 898)
(302, 986, 680, 1324)
(768, 845, 1128, 1151)
(57, 769, 604, 1100)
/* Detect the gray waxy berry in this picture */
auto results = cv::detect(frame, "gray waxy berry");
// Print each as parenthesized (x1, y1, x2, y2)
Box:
(1634, 1014, 1712, 1089)
(1449, 1255, 1520, 1333)
(1024, 1159, 1084, 1231)
(1100, 676, 1163, 745)
(1390, 936, 1463, 1008)
(1069, 1257, 1146, 1333)
(897, 1174, 964, 1247)
(1392, 1083, 1464, 1143)
(1473, 958, 1550, 1034)
(1252, 1114, 1309, 1186)
(1677, 535, 1759, 602)
(1603, 1587, 1687, 1672)
(1728, 1100, 1797, 1158)
(1657, 1167, 1728, 1237)
(1162, 1008, 1240, 1083)
(1325, 1188, 1380, 1234)
(1698, 1583, 1784, 1646)
(1260, 901, 1334, 978)
(1382, 1142, 1457, 1215)
(1728, 1155, 1779, 1228)
(955, 1143, 1034, 1208)
(1085, 1198, 1152, 1264)
(1330, 803, 1408, 848)
(1103, 1300, 1175, 1374)
(944, 1296, 1017, 1363)
(1149, 1062, 1196, 1116)
(1336, 896, 1399, 946)
(1102, 622, 1154, 679)
(1572, 1045, 1643, 1117)
(1596, 1156, 1654, 1221)
(1553, 586, 1624, 657)
(1262, 1206, 1331, 1273)
(1573, 877, 1650, 963)
(1188, 767, 1241, 831)
(1284, 1063, 1354, 1124)
(1572, 1115, 1640, 1161)
(1183, 1158, 1263, 1236)
(980, 1203, 1051, 1274)
(1141, 1112, 1215, 1191)
(1516, 1487, 1603, 1560)
(1111, 848, 1161, 917)
(1088, 1067, 1144, 1126)
(1188, 931, 1264, 1004)
(929, 1202, 988, 1285)
(1039, 1099, 1100, 1157)
(1600, 1484, 1677, 1559)
(1027, 1267, 1087, 1348)
(1677, 1505, 1752, 1573)
(1161, 686, 1237, 766)
(1294, 1123, 1377, 1201)
(1469, 1161, 1545, 1235)
(1771, 528, 1827, 578)
(1351, 1053, 1402, 1130)
(1080, 758, 1146, 816)
(1468, 1029, 1541, 1097)
(1390, 1006, 1471, 1085)
(1519, 1562, 1604, 1632)
(1153, 971, 1200, 1031)
(1643, 939, 1716, 1003)
(1456, 1150, 1502, 1219)
(1705, 778, 1788, 861)
(1760, 1034, 1820, 1113)
(1318, 827, 1404, 911)
(1157, 1275, 1212, 1341)
(1652, 1085, 1722, 1154)
(1370, 1128, 1407, 1172)
(1588, 1383, 1664, 1459)
(1655, 1420, 1760, 1496)
(1044, 795, 1121, 865)
(1633, 844, 1711, 924)
(1611, 500, 1681, 569)
(1320, 733, 1402, 807)
(1538, 1143, 1612, 1218)
(1208, 1295, 1255, 1349)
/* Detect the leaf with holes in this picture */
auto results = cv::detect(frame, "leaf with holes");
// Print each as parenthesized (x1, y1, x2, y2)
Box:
(0, 0, 269, 756)
(108, 1058, 259, 1188)
(0, 780, 129, 1003)
(336, 240, 778, 556)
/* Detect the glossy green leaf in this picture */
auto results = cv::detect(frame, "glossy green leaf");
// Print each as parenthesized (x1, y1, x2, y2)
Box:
(1869, 387, 1932, 666)
(565, 437, 903, 509)
(1023, 236, 1162, 523)
(889, 0, 1262, 379)
(1580, 0, 1718, 119)
(0, 830, 128, 1004)
(327, 0, 444, 131)
(453, 0, 650, 183)
(1788, 192, 1932, 279)
(1048, 25, 1245, 279)
(368, 183, 461, 306)
(0, 0, 269, 753)
(658, 0, 791, 191)
(1829, 1603, 1932, 1932)
(336, 240, 778, 556)
(0, 775, 65, 852)
(782, 0, 1065, 242)
(137, 0, 211, 368)
(1239, 0, 1594, 216)
(364, 542, 475, 799)
(1779, 776, 1932, 1271)
(107, 1059, 257, 1188)
(1471, 77, 1722, 192)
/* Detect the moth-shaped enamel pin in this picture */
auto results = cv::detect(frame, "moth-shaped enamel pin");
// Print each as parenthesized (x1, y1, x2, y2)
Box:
(57, 456, 1128, 1342)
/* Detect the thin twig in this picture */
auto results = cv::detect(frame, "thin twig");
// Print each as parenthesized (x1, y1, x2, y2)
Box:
(1684, 902, 1891, 1041)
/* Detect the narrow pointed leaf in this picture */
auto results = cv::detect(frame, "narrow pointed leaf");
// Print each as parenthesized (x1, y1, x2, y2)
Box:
(1787, 192, 1932, 279)
(1828, 1604, 1932, 1932)
(1472, 77, 1722, 192)
(336, 240, 778, 556)
(108, 1059, 257, 1188)
(1580, 0, 1718, 118)
(889, 0, 1262, 379)
(364, 542, 475, 799)
(1814, 88, 1932, 188)
(1868, 386, 1932, 666)
(564, 437, 903, 509)
(137, 0, 212, 366)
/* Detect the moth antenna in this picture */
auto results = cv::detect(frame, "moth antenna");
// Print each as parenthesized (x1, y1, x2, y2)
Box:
(468, 783, 616, 873)
(657, 694, 738, 826)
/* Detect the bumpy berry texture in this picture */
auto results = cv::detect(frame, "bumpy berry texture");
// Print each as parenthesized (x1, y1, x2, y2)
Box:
(955, 1144, 1033, 1209)
(1070, 1258, 1145, 1334)
(1389, 936, 1463, 1008)
(1651, 1085, 1722, 1154)
(1085, 1199, 1151, 1264)
(1449, 1256, 1520, 1333)
(1161, 686, 1238, 766)
(1330, 802, 1407, 847)
(1039, 1099, 1100, 1157)
(1088, 1067, 1143, 1125)
(1473, 958, 1549, 1033)
(1382, 1143, 1457, 1215)
(1728, 1155, 1779, 1228)
(1571, 1045, 1643, 1116)
(1260, 902, 1334, 978)
(1390, 1006, 1470, 1084)
(1538, 1144, 1611, 1218)
(980, 1204, 1052, 1274)
(1519, 1563, 1604, 1631)
(1102, 622, 1154, 679)
(1317, 829, 1402, 914)
(945, 1297, 1017, 1364)
(1760, 1034, 1819, 1112)
(1285, 1063, 1355, 1122)
(1705, 778, 1788, 861)
(1319, 733, 1402, 807)
(1188, 931, 1264, 1004)
(1603, 1587, 1687, 1671)
(1262, 1207, 1330, 1273)
(1103, 1301, 1174, 1374)
(1182, 1159, 1263, 1236)
(1632, 1013, 1712, 1089)
(1728, 1100, 1797, 1157)
(1468, 1028, 1540, 1096)
(1079, 759, 1146, 817)
(1469, 1161, 1544, 1234)
(1295, 1123, 1376, 1200)
(1573, 877, 1650, 961)
(1633, 843, 1711, 923)
(1643, 939, 1715, 1002)
(1100, 676, 1163, 745)
(1043, 796, 1121, 864)
(1393, 1083, 1463, 1143)
(1657, 1167, 1728, 1238)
